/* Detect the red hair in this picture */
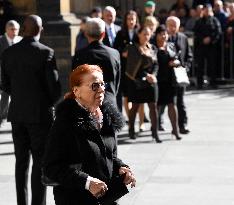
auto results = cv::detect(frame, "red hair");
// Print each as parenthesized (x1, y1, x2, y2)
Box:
(64, 64, 103, 99)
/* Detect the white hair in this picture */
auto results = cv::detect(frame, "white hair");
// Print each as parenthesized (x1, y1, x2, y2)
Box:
(215, 0, 223, 6)
(103, 6, 116, 16)
(166, 16, 181, 27)
(85, 18, 105, 39)
(5, 20, 20, 30)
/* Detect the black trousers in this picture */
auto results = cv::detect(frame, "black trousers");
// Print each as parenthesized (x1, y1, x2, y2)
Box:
(12, 122, 52, 205)
(176, 86, 188, 129)
(0, 90, 10, 121)
(195, 45, 218, 87)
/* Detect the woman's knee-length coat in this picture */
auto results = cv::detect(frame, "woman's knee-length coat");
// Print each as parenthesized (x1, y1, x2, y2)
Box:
(43, 98, 127, 205)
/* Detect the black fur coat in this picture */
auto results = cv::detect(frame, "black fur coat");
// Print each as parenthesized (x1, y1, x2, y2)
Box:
(43, 97, 126, 205)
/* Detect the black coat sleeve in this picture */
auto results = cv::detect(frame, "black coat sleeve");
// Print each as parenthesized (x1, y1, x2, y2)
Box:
(45, 49, 61, 105)
(1, 50, 11, 94)
(43, 119, 89, 190)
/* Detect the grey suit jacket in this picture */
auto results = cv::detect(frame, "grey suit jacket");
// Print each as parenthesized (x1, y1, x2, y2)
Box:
(103, 24, 121, 47)
(0, 35, 9, 60)
(0, 35, 10, 85)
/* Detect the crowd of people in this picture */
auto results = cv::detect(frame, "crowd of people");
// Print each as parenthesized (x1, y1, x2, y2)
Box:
(0, 1, 234, 205)
(73, 2, 194, 142)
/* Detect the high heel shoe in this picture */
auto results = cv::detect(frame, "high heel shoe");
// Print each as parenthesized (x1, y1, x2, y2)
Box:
(129, 129, 136, 140)
(171, 131, 182, 140)
(152, 128, 162, 143)
(139, 123, 145, 132)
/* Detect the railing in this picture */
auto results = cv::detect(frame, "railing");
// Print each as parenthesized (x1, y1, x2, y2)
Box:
(186, 31, 234, 87)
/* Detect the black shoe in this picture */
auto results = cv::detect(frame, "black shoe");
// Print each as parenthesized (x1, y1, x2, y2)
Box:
(154, 137, 162, 143)
(158, 125, 165, 131)
(197, 85, 203, 90)
(129, 130, 136, 139)
(171, 131, 182, 140)
(129, 134, 136, 140)
(144, 115, 149, 123)
(179, 128, 190, 134)
(151, 128, 162, 143)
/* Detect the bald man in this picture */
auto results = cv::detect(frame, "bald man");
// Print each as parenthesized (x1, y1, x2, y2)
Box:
(1, 15, 61, 205)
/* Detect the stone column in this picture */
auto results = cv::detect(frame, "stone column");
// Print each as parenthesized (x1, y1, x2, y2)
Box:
(36, 0, 80, 95)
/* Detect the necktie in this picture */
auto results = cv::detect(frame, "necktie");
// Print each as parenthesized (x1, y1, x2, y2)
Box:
(170, 35, 176, 43)
(109, 27, 115, 46)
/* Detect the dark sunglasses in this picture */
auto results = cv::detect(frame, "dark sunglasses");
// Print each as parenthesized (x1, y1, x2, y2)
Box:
(91, 82, 105, 91)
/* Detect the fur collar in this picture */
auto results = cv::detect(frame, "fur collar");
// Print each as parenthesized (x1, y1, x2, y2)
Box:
(55, 98, 125, 132)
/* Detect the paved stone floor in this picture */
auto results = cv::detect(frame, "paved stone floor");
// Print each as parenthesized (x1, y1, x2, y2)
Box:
(0, 88, 234, 205)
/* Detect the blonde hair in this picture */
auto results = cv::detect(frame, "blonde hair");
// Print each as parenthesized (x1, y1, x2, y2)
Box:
(144, 16, 159, 28)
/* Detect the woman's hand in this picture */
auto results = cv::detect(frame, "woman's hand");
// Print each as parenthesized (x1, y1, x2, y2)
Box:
(203, 36, 211, 45)
(89, 178, 108, 198)
(146, 73, 157, 84)
(169, 59, 180, 67)
(122, 50, 128, 58)
(119, 167, 136, 188)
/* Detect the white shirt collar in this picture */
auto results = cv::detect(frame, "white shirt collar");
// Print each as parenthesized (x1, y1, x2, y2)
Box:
(5, 33, 22, 45)
(105, 23, 115, 30)
(128, 29, 134, 41)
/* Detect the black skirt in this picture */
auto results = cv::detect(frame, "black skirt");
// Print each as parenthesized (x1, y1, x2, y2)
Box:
(127, 78, 158, 103)
(158, 83, 177, 105)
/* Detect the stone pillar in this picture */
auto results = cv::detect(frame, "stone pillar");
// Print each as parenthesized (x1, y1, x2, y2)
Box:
(36, 0, 80, 95)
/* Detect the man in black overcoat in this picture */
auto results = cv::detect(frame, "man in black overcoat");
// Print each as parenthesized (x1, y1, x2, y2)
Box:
(72, 17, 121, 107)
(194, 4, 222, 89)
(1, 15, 61, 205)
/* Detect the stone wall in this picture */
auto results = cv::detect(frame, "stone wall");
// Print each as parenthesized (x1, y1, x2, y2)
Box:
(70, 0, 194, 15)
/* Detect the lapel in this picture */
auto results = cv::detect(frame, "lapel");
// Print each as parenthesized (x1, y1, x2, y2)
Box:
(1, 35, 10, 49)
(3, 36, 10, 47)
(104, 27, 111, 47)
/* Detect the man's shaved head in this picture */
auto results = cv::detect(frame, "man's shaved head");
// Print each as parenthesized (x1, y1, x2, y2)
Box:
(22, 15, 43, 37)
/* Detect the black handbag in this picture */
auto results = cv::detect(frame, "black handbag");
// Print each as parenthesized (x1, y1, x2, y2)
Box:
(98, 174, 129, 205)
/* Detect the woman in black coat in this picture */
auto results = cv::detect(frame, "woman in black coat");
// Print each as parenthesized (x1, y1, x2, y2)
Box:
(114, 10, 139, 115)
(43, 64, 136, 205)
(125, 27, 161, 143)
(155, 25, 181, 140)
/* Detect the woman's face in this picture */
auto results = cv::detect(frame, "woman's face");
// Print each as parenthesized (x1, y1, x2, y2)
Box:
(145, 23, 157, 33)
(156, 31, 168, 45)
(74, 71, 105, 108)
(138, 28, 151, 45)
(126, 14, 137, 29)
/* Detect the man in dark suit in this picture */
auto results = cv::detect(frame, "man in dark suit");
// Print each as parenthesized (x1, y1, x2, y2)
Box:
(0, 20, 21, 126)
(1, 15, 61, 205)
(194, 4, 222, 89)
(102, 6, 121, 48)
(161, 16, 193, 134)
(192, 0, 216, 8)
(72, 17, 121, 106)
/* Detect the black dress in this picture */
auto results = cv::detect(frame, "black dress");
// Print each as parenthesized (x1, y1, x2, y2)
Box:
(126, 43, 158, 103)
(157, 43, 177, 105)
(114, 29, 138, 97)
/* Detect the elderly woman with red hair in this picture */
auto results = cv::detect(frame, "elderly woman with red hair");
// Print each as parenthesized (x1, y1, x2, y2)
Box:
(43, 64, 136, 205)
